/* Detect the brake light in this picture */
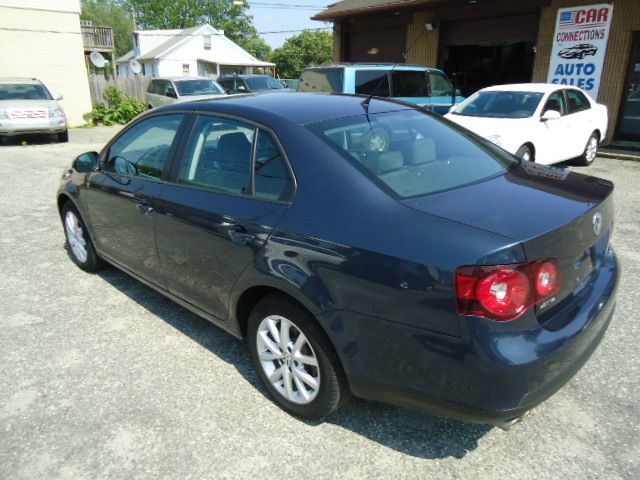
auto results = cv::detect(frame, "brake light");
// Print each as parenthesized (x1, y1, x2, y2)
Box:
(532, 260, 560, 298)
(455, 260, 561, 321)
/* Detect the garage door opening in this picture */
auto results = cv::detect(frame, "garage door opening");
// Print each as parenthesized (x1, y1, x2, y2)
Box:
(439, 13, 539, 97)
(443, 41, 536, 97)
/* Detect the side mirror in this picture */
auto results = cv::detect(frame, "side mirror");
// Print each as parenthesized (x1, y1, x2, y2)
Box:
(55, 94, 64, 101)
(166, 89, 178, 99)
(73, 151, 99, 173)
(541, 110, 561, 121)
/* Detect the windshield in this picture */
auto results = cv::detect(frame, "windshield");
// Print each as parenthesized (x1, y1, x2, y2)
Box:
(454, 91, 544, 118)
(174, 79, 224, 96)
(0, 83, 52, 100)
(308, 109, 517, 199)
(245, 76, 284, 91)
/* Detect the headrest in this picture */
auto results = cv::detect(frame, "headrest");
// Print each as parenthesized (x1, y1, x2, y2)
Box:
(360, 151, 403, 174)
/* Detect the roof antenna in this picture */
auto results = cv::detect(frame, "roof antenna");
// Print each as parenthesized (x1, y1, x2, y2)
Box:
(360, 22, 431, 117)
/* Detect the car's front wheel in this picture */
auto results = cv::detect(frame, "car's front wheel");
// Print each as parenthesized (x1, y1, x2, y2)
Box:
(247, 294, 350, 418)
(515, 144, 534, 162)
(577, 132, 599, 166)
(61, 203, 104, 272)
(57, 130, 69, 143)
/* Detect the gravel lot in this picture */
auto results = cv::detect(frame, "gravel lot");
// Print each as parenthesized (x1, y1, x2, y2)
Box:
(1, 127, 638, 479)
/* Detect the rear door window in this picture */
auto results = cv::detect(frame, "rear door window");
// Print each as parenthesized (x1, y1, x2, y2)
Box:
(254, 130, 294, 202)
(298, 68, 344, 92)
(565, 89, 591, 114)
(355, 70, 390, 96)
(179, 116, 255, 196)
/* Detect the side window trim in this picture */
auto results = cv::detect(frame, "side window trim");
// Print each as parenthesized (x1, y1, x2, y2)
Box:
(101, 112, 189, 182)
(167, 111, 297, 204)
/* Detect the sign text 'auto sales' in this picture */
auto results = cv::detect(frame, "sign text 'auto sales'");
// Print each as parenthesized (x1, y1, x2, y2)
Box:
(547, 3, 614, 98)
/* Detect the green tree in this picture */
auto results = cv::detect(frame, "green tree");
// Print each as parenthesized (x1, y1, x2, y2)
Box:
(122, 0, 255, 42)
(237, 35, 271, 61)
(81, 0, 134, 57)
(269, 30, 333, 78)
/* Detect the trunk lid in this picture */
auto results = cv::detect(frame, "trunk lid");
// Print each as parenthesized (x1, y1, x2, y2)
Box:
(402, 162, 614, 318)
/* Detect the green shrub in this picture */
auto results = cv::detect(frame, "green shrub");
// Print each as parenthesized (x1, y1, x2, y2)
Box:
(84, 87, 146, 126)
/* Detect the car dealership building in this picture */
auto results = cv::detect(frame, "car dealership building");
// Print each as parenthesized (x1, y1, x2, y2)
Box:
(314, 0, 640, 144)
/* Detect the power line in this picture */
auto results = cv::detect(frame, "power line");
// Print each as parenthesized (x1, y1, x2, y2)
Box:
(0, 26, 332, 36)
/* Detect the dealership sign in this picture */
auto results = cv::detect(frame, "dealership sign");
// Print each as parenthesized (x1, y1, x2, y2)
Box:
(547, 3, 613, 98)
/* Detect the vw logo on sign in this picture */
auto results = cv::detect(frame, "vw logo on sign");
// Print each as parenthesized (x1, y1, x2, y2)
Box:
(592, 212, 603, 236)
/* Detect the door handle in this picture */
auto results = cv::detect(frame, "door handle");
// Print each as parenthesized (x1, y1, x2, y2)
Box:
(137, 202, 154, 216)
(228, 226, 255, 246)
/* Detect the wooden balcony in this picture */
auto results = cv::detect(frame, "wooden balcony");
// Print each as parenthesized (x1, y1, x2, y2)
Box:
(81, 22, 115, 52)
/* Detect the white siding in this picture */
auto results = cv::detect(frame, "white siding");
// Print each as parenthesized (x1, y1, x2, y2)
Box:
(0, 0, 92, 125)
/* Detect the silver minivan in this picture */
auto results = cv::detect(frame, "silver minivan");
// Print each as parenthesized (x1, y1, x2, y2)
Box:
(146, 77, 226, 108)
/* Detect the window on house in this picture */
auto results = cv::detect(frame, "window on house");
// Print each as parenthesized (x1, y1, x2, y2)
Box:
(183, 64, 190, 75)
(204, 35, 211, 50)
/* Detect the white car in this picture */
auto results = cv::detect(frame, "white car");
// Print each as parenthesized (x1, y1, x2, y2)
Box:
(445, 83, 608, 166)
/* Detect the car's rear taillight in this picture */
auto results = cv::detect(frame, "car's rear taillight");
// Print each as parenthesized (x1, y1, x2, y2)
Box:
(455, 260, 561, 321)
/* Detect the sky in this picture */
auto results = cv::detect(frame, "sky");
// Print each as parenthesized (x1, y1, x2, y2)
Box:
(246, 0, 333, 49)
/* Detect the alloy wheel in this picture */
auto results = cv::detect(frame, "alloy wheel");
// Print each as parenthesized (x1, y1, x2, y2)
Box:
(64, 210, 88, 263)
(256, 315, 320, 404)
(586, 136, 598, 163)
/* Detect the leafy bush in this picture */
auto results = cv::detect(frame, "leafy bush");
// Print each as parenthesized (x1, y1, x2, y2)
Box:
(84, 86, 146, 126)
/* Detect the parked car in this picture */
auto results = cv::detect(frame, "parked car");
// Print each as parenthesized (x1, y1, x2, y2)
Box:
(146, 77, 225, 108)
(445, 83, 608, 165)
(297, 64, 464, 115)
(217, 74, 295, 94)
(558, 44, 598, 59)
(58, 93, 618, 428)
(0, 77, 67, 144)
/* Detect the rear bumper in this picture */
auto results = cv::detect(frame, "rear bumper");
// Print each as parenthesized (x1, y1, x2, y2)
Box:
(320, 248, 619, 426)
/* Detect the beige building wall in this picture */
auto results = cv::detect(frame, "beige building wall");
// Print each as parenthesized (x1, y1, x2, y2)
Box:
(406, 11, 439, 67)
(0, 0, 92, 125)
(533, 0, 640, 141)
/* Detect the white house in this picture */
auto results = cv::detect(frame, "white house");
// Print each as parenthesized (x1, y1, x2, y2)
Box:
(117, 24, 274, 78)
(0, 0, 93, 125)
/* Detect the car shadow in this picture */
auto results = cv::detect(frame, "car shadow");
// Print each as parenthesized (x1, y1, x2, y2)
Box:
(1, 133, 62, 146)
(96, 266, 492, 459)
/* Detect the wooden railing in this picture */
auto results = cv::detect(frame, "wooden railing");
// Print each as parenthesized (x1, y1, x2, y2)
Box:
(82, 25, 115, 51)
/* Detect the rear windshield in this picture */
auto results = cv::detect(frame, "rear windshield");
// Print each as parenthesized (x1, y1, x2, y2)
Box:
(298, 68, 344, 93)
(0, 83, 52, 100)
(175, 79, 224, 96)
(453, 91, 544, 118)
(308, 109, 517, 199)
(245, 76, 284, 91)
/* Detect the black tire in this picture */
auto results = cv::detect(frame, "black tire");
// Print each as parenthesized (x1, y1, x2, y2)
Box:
(515, 144, 534, 162)
(576, 132, 599, 166)
(61, 202, 104, 272)
(57, 130, 69, 143)
(247, 294, 350, 418)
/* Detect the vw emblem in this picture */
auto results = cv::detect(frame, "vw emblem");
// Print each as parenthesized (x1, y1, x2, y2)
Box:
(592, 212, 603, 236)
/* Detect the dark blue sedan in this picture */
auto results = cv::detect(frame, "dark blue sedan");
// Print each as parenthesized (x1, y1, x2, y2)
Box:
(57, 93, 619, 428)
